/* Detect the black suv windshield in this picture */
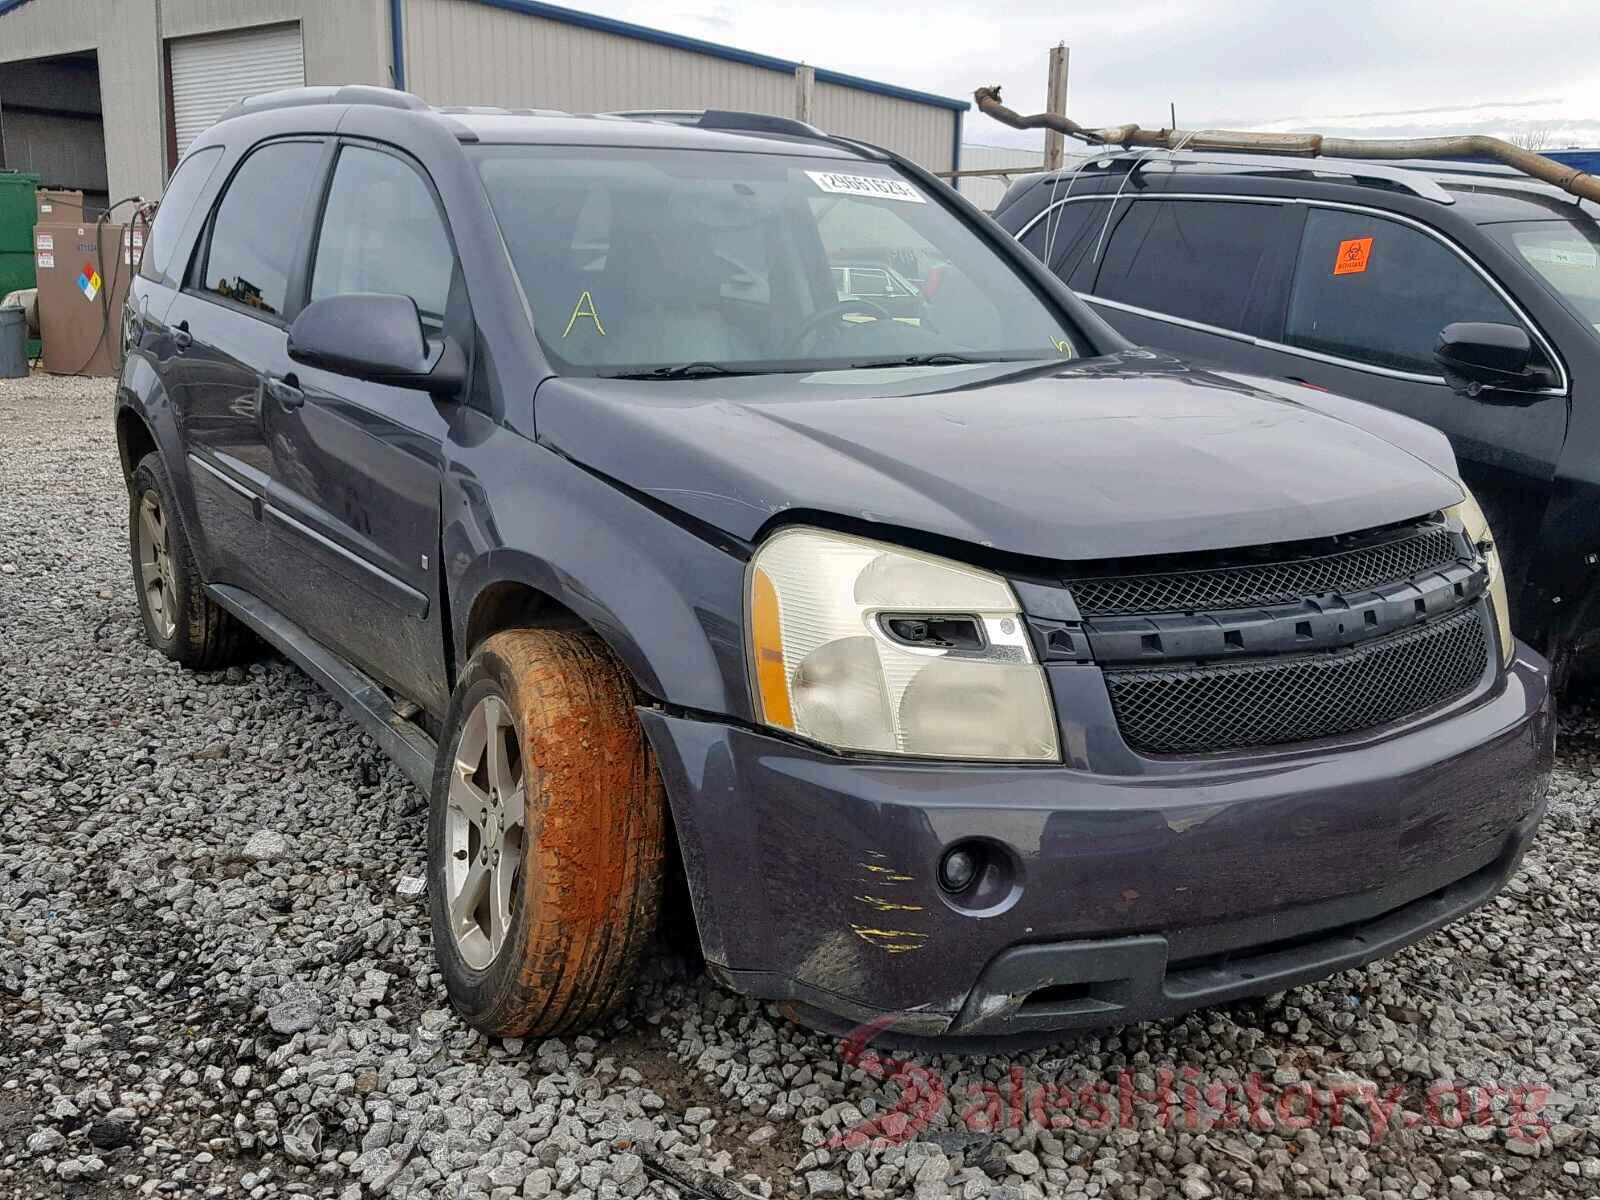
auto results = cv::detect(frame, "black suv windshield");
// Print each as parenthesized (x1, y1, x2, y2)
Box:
(1488, 218, 1600, 333)
(471, 144, 1083, 376)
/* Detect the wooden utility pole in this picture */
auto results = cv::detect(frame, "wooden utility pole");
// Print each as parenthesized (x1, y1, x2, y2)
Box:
(1044, 43, 1069, 171)
(794, 63, 815, 124)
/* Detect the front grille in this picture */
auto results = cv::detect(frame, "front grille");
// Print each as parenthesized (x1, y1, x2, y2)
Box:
(1105, 606, 1488, 754)
(1069, 525, 1461, 617)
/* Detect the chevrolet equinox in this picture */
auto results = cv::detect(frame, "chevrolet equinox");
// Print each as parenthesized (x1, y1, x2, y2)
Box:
(115, 87, 1554, 1044)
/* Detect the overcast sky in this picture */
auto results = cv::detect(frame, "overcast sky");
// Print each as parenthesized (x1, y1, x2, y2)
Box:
(583, 0, 1600, 150)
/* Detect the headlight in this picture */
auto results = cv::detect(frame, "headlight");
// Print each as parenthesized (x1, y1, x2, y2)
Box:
(1446, 490, 1514, 667)
(748, 527, 1060, 761)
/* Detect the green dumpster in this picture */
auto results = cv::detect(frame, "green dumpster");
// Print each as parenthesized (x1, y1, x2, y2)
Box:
(0, 171, 43, 361)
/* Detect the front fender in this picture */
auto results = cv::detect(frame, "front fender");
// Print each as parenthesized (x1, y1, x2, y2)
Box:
(442, 418, 753, 721)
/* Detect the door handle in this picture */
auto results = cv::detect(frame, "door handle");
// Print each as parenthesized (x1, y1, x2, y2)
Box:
(171, 321, 192, 352)
(265, 374, 305, 410)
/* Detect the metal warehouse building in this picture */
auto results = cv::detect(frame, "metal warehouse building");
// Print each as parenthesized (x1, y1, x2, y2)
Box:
(0, 0, 968, 210)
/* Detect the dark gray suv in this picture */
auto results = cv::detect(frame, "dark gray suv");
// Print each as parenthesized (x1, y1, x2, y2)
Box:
(993, 152, 1600, 685)
(115, 86, 1553, 1045)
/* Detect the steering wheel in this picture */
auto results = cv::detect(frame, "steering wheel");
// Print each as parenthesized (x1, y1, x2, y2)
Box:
(786, 298, 896, 354)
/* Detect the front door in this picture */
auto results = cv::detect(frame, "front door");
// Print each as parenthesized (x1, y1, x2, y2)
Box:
(1258, 205, 1568, 601)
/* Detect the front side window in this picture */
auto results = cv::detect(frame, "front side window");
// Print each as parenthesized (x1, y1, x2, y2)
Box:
(142, 146, 223, 285)
(202, 139, 324, 316)
(310, 145, 456, 331)
(471, 145, 1084, 375)
(1015, 195, 1111, 291)
(1488, 218, 1600, 334)
(1095, 199, 1283, 332)
(1285, 208, 1520, 374)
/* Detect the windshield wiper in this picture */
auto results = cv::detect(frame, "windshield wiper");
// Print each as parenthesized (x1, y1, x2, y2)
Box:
(846, 353, 988, 369)
(600, 361, 765, 380)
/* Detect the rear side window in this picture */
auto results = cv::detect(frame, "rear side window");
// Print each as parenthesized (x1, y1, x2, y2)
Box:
(201, 139, 324, 317)
(140, 146, 223, 286)
(1285, 208, 1520, 374)
(310, 145, 456, 332)
(1094, 199, 1282, 332)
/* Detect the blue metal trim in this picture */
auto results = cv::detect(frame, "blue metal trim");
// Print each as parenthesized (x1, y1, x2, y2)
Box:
(0, 0, 36, 17)
(465, 0, 970, 113)
(389, 0, 406, 90)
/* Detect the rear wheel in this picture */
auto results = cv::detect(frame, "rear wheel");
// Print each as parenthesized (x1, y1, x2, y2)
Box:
(428, 628, 666, 1036)
(128, 452, 250, 668)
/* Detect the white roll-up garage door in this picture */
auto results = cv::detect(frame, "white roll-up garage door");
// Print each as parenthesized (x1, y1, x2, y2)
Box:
(169, 23, 305, 157)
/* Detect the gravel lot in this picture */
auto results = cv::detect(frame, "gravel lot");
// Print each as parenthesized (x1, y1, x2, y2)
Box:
(3, 373, 1600, 1200)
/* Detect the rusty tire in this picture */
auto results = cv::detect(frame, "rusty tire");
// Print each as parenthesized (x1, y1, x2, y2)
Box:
(428, 628, 666, 1037)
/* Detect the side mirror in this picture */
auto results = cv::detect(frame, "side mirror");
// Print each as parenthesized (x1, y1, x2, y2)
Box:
(1434, 322, 1553, 396)
(288, 293, 464, 395)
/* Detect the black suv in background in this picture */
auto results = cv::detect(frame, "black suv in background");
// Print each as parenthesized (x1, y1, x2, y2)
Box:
(994, 155, 1600, 680)
(115, 88, 1552, 1045)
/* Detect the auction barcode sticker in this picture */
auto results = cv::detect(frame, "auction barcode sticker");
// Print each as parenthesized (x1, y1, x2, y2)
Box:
(806, 170, 925, 203)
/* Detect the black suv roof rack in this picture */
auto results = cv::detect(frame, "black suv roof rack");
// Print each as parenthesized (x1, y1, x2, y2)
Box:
(1068, 149, 1456, 205)
(604, 108, 828, 141)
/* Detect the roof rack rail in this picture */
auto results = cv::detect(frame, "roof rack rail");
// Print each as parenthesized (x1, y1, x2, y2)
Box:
(434, 105, 571, 117)
(1136, 151, 1456, 204)
(218, 85, 429, 124)
(604, 108, 827, 140)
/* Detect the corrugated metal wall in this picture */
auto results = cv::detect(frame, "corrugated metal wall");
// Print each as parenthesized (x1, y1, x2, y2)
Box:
(403, 0, 791, 114)
(0, 0, 166, 207)
(160, 0, 388, 94)
(812, 80, 954, 175)
(401, 0, 959, 172)
(1, 0, 959, 200)
(0, 0, 386, 204)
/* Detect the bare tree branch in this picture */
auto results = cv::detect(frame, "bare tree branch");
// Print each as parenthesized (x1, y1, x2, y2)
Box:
(973, 85, 1600, 205)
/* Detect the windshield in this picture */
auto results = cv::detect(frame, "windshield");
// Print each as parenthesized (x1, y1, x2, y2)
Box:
(470, 145, 1084, 376)
(1488, 218, 1600, 333)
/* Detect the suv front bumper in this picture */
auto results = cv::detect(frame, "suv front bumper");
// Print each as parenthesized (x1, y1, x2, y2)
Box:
(639, 651, 1553, 1043)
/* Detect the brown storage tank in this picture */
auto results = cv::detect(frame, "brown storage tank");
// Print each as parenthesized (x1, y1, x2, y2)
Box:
(34, 221, 142, 377)
(35, 189, 85, 223)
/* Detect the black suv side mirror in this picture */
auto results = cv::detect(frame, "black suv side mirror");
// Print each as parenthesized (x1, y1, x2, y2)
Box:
(288, 293, 464, 395)
(1435, 322, 1555, 396)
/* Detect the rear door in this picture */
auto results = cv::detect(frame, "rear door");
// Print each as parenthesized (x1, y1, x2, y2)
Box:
(165, 137, 327, 599)
(1256, 205, 1567, 590)
(1077, 195, 1296, 371)
(260, 139, 458, 713)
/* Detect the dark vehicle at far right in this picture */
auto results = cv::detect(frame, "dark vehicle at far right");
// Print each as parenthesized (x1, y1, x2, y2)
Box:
(993, 154, 1600, 679)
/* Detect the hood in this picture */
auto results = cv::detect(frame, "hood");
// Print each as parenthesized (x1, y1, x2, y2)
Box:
(535, 354, 1466, 561)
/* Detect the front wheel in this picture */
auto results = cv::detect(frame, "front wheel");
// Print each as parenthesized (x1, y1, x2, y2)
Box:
(428, 628, 666, 1036)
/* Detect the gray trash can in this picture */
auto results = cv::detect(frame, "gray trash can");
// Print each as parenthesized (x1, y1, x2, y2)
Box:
(0, 305, 26, 379)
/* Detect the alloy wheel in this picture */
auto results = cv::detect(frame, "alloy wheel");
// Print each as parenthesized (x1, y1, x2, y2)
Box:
(137, 491, 178, 640)
(444, 694, 529, 969)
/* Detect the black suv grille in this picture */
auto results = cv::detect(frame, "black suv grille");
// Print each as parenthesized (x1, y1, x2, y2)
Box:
(1069, 526, 1460, 617)
(1104, 606, 1488, 754)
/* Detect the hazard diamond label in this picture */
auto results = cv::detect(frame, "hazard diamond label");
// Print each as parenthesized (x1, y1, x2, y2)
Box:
(77, 262, 102, 301)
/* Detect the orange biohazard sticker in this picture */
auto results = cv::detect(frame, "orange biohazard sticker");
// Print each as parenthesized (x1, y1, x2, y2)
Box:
(1334, 237, 1373, 275)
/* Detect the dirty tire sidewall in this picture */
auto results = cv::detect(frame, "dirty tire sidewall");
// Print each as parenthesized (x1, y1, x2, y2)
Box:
(128, 452, 248, 669)
(428, 628, 666, 1038)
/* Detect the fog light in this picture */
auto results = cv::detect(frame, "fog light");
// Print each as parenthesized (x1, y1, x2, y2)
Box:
(939, 846, 979, 893)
